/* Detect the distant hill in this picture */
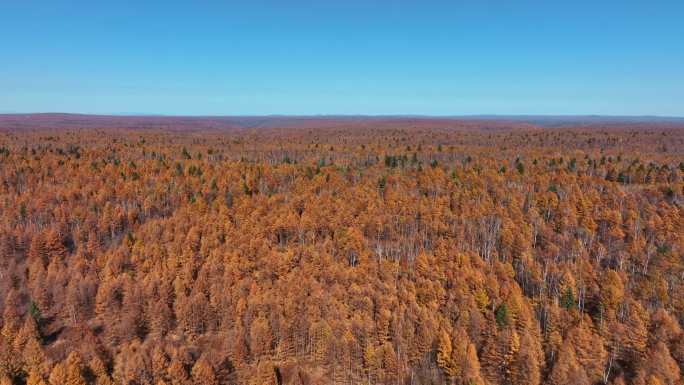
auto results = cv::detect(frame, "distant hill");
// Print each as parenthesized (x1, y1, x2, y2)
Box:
(0, 113, 683, 131)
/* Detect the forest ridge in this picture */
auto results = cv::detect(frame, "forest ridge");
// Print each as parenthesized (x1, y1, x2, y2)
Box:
(0, 116, 683, 385)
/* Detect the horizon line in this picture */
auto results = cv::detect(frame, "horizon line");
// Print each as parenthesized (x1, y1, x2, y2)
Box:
(2, 112, 684, 120)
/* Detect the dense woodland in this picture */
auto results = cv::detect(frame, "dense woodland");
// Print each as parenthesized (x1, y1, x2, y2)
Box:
(1, 117, 684, 385)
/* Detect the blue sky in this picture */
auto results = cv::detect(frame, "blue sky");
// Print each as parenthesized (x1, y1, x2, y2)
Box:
(1, 1, 683, 116)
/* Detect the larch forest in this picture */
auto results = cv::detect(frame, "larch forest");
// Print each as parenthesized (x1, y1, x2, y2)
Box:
(0, 115, 683, 385)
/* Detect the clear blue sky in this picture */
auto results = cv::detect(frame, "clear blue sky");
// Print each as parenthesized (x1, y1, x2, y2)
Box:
(1, 1, 683, 116)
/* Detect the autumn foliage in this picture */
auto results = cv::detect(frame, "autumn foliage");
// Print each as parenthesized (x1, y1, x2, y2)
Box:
(0, 116, 683, 384)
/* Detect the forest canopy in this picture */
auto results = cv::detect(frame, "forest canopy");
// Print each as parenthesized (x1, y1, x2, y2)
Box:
(0, 116, 683, 385)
